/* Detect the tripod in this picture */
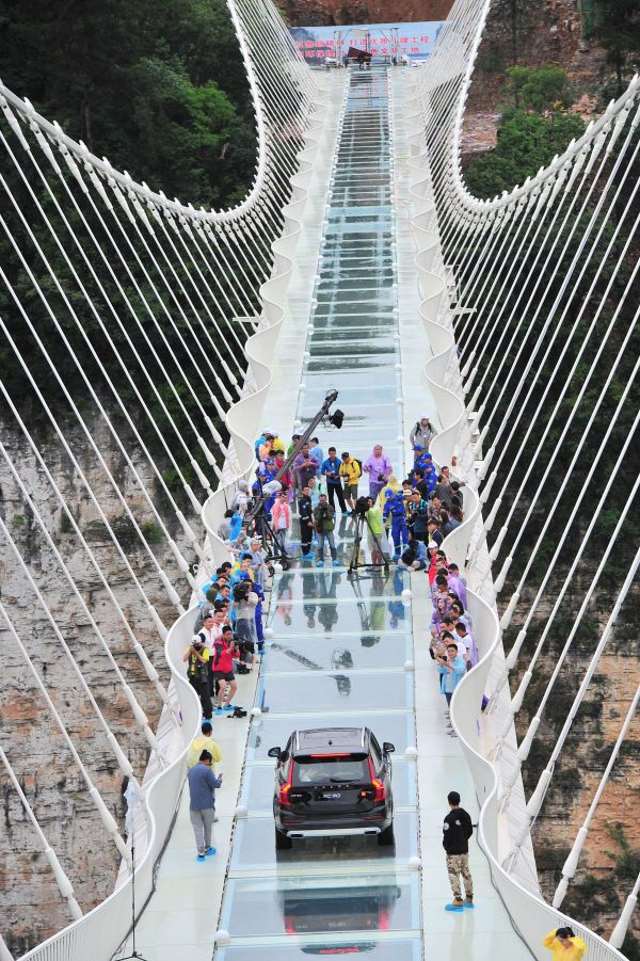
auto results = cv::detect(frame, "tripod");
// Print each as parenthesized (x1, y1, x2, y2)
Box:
(348, 511, 390, 575)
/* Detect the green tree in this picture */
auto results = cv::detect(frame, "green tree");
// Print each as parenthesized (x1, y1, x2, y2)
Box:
(0, 0, 256, 207)
(506, 65, 573, 111)
(464, 108, 585, 200)
(593, 0, 640, 95)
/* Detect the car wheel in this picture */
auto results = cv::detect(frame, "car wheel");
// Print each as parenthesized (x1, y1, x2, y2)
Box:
(275, 828, 293, 850)
(377, 823, 395, 846)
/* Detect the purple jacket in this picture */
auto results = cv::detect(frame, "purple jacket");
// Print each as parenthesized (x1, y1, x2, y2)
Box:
(448, 574, 467, 608)
(363, 453, 392, 481)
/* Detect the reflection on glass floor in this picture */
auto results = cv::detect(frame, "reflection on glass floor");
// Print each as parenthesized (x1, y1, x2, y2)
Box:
(272, 568, 410, 598)
(230, 811, 419, 874)
(217, 938, 423, 961)
(220, 872, 421, 937)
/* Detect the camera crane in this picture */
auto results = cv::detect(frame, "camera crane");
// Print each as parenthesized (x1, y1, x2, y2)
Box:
(243, 389, 343, 569)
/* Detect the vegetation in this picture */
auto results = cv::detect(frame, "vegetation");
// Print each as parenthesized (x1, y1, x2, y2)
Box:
(0, 0, 256, 207)
(592, 0, 640, 95)
(465, 67, 585, 200)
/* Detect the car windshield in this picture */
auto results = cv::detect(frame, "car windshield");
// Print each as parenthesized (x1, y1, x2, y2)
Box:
(293, 756, 369, 786)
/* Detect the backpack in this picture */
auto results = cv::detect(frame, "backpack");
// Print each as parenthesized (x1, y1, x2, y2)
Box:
(353, 458, 362, 475)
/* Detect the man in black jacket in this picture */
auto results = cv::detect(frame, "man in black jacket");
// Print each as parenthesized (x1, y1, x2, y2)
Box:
(442, 790, 474, 911)
(298, 484, 314, 559)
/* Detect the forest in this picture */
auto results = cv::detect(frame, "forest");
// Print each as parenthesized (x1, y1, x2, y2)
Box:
(0, 0, 256, 208)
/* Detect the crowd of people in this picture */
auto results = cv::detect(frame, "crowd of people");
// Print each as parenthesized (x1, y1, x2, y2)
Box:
(184, 414, 479, 873)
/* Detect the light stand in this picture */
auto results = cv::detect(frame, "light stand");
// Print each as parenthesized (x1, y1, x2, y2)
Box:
(115, 784, 149, 961)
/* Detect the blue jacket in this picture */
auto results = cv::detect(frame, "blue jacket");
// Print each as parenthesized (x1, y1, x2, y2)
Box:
(437, 654, 466, 694)
(321, 456, 342, 485)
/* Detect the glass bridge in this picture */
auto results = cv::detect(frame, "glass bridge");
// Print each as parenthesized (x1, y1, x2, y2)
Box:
(214, 64, 422, 961)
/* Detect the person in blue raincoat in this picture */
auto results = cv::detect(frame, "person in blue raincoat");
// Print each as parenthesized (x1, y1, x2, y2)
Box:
(382, 489, 409, 558)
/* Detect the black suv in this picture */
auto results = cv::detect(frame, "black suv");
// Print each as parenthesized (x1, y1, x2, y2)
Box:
(268, 726, 395, 849)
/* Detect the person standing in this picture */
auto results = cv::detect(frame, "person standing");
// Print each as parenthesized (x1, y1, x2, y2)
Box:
(309, 437, 324, 478)
(271, 490, 291, 553)
(293, 442, 318, 491)
(186, 721, 223, 769)
(212, 626, 239, 712)
(314, 493, 338, 567)
(410, 416, 437, 455)
(436, 642, 466, 708)
(298, 484, 314, 559)
(339, 451, 361, 512)
(187, 750, 222, 861)
(363, 445, 392, 501)
(542, 928, 587, 960)
(442, 790, 474, 911)
(322, 447, 347, 512)
(183, 638, 212, 721)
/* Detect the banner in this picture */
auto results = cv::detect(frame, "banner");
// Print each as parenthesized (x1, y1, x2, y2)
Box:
(290, 20, 444, 64)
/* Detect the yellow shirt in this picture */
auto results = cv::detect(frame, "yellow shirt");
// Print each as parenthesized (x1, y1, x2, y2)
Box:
(543, 932, 587, 961)
(339, 459, 361, 484)
(186, 734, 223, 769)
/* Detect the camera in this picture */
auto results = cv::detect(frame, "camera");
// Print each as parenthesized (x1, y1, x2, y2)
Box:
(233, 581, 251, 602)
(191, 639, 204, 652)
(354, 495, 370, 517)
(377, 473, 385, 482)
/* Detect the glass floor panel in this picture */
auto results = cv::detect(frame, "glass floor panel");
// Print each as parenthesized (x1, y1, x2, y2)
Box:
(314, 303, 395, 316)
(306, 356, 398, 373)
(220, 872, 421, 937)
(309, 315, 395, 331)
(268, 597, 408, 634)
(317, 278, 393, 292)
(257, 670, 413, 716)
(217, 938, 423, 961)
(241, 759, 417, 813)
(272, 568, 410, 598)
(230, 811, 419, 873)
(247, 712, 416, 762)
(264, 633, 412, 674)
(309, 332, 396, 349)
(303, 370, 398, 389)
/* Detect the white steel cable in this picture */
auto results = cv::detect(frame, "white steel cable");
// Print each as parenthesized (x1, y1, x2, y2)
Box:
(552, 678, 640, 907)
(0, 747, 83, 921)
(0, 378, 176, 713)
(0, 134, 214, 504)
(506, 543, 640, 865)
(0, 601, 132, 867)
(0, 129, 212, 539)
(0, 437, 166, 762)
(0, 251, 186, 611)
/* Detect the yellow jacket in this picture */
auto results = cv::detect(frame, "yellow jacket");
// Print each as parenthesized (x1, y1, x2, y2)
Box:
(339, 458, 361, 484)
(543, 932, 586, 961)
(187, 734, 223, 769)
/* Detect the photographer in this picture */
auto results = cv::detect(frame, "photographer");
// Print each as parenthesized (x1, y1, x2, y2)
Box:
(313, 493, 338, 567)
(363, 444, 392, 500)
(182, 637, 212, 720)
(232, 578, 258, 671)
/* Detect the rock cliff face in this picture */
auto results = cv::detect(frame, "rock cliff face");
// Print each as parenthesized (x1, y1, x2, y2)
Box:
(0, 417, 192, 955)
(506, 575, 640, 947)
